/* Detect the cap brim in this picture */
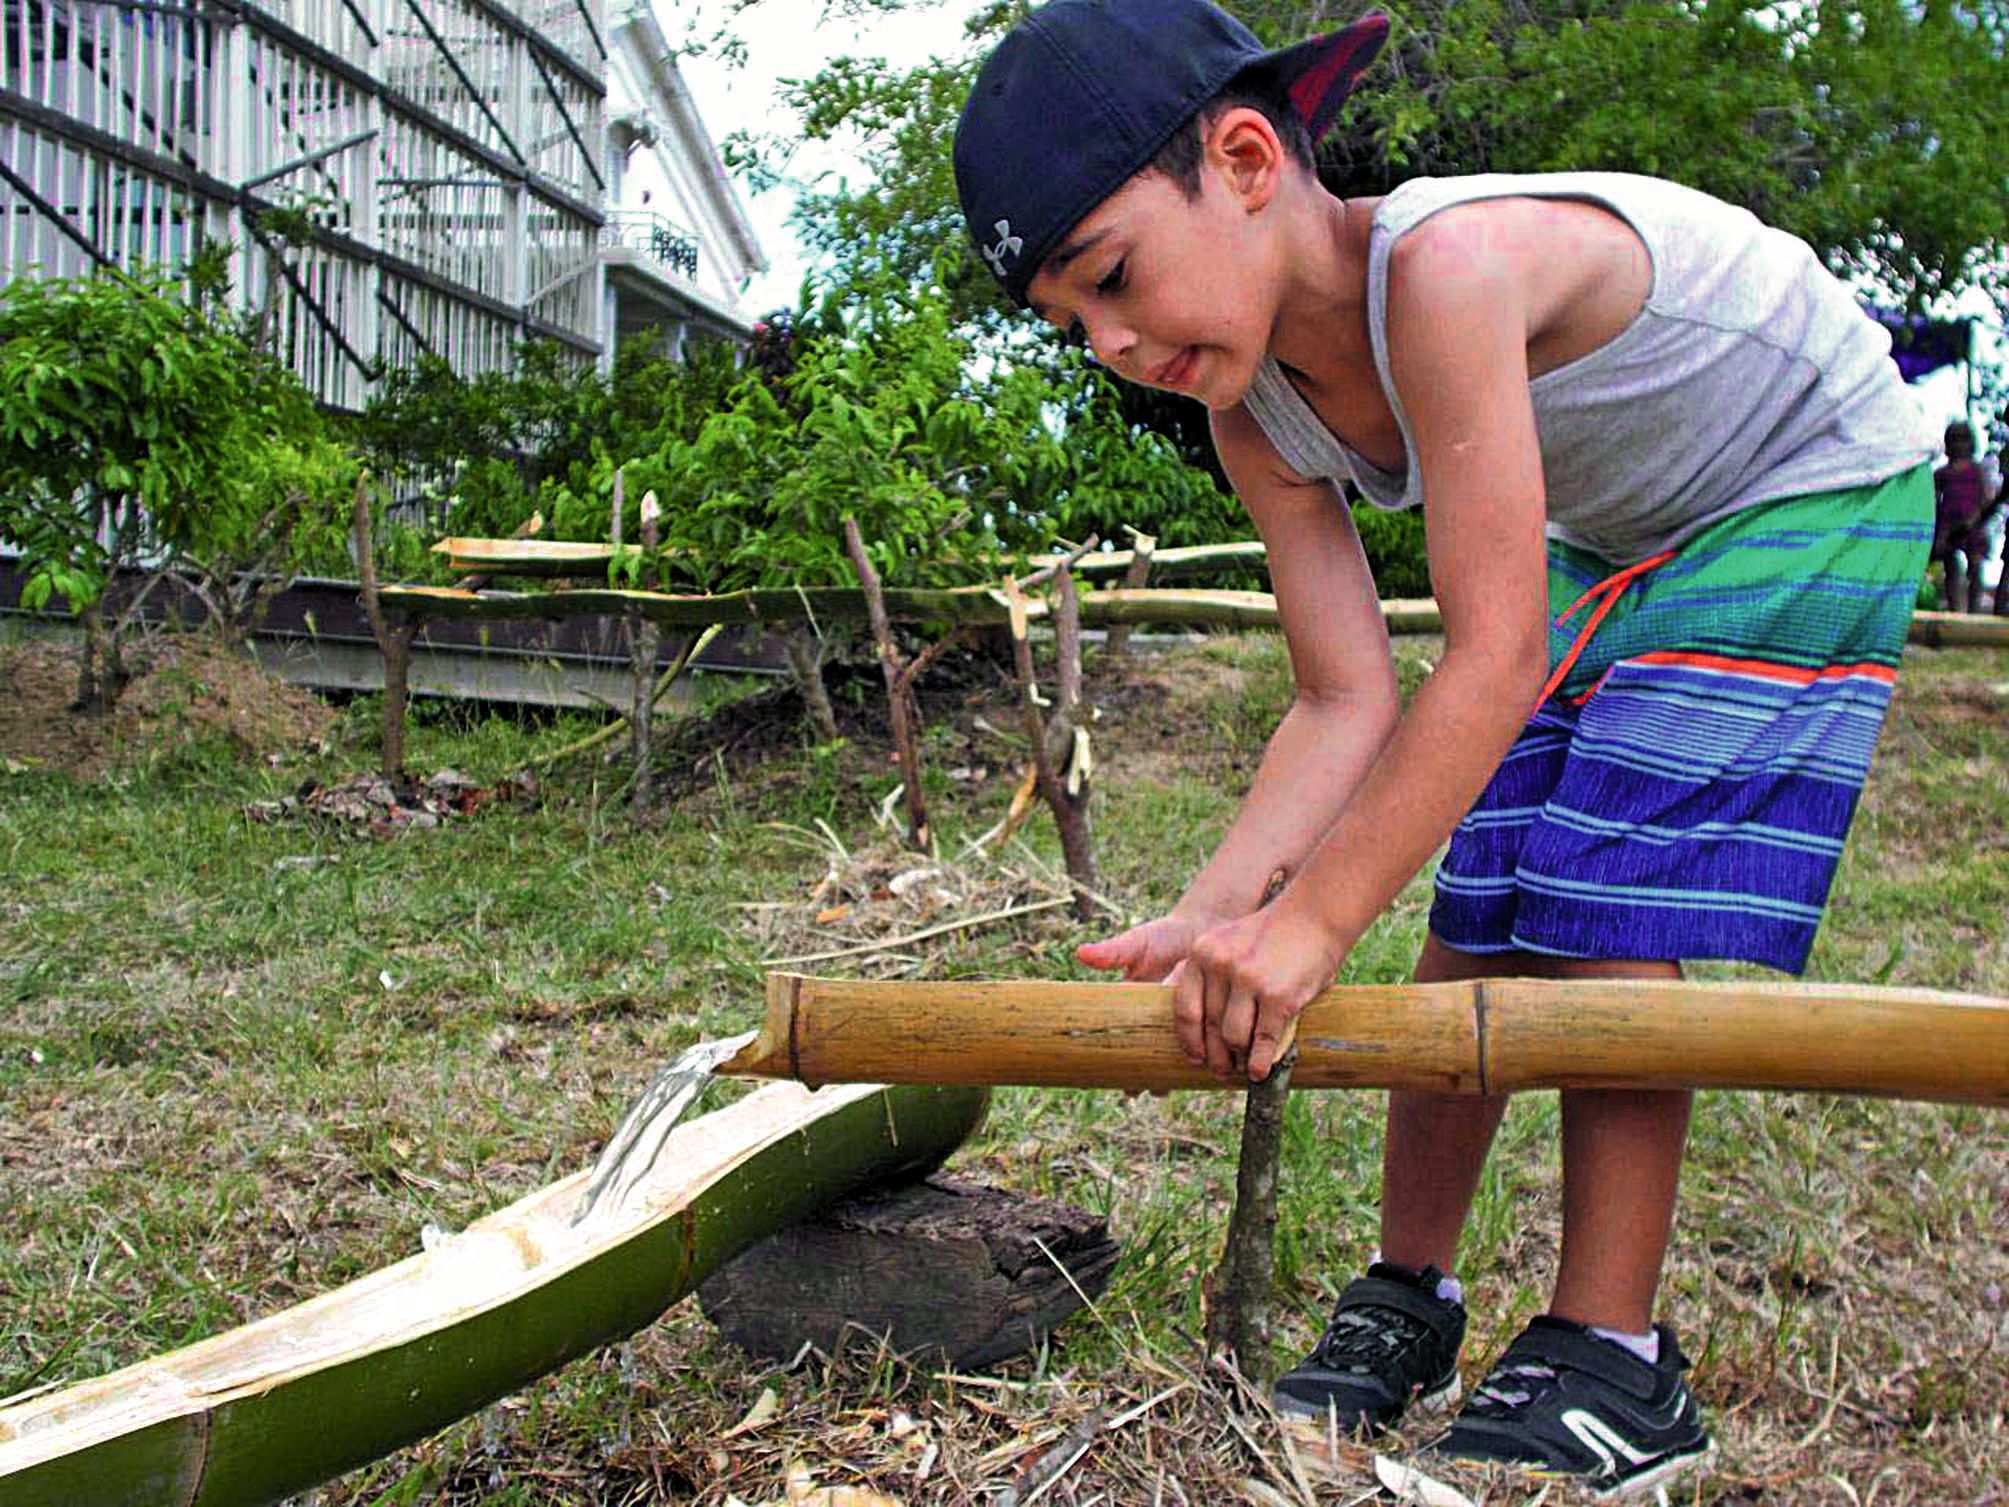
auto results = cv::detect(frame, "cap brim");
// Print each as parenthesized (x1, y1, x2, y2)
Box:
(1262, 12, 1390, 143)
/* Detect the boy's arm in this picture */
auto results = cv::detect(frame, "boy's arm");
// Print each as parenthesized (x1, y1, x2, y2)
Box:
(1177, 210, 1553, 1079)
(1078, 410, 1402, 980)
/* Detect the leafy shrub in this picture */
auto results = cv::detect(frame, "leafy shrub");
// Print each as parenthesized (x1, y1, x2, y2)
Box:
(1351, 500, 1432, 600)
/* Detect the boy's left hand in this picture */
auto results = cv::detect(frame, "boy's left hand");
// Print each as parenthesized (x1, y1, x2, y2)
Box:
(1174, 897, 1349, 1083)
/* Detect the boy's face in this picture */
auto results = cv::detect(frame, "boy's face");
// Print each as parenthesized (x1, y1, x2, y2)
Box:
(1026, 117, 1281, 411)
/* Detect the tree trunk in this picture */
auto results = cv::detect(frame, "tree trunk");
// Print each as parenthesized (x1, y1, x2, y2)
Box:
(379, 624, 416, 781)
(1007, 571, 1099, 918)
(352, 475, 414, 783)
(843, 517, 931, 850)
(784, 631, 841, 744)
(74, 599, 106, 712)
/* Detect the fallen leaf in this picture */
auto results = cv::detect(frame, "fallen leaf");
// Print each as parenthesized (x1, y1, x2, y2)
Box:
(1373, 1453, 1477, 1507)
(722, 1386, 781, 1439)
(815, 904, 852, 925)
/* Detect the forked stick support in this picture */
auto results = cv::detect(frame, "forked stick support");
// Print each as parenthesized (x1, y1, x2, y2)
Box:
(724, 973, 2009, 1107)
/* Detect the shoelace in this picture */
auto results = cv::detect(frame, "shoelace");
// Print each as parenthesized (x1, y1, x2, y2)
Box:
(1468, 1360, 1560, 1414)
(1314, 1307, 1428, 1373)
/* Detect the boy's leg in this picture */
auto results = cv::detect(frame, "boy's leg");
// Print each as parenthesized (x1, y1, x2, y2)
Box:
(1381, 937, 1685, 1319)
(1552, 1079, 1691, 1333)
(1377, 933, 1509, 1273)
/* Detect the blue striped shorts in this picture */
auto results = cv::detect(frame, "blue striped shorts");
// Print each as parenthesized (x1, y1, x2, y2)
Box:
(1429, 466, 1933, 975)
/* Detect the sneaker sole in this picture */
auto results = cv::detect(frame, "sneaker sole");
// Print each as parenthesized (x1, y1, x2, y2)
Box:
(1271, 1368, 1463, 1428)
(1440, 1439, 1714, 1503)
(1591, 1438, 1715, 1502)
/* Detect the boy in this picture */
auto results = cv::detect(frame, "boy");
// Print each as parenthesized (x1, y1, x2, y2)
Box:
(954, 0, 1938, 1497)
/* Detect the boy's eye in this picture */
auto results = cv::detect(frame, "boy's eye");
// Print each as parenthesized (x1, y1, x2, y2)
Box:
(1096, 259, 1127, 296)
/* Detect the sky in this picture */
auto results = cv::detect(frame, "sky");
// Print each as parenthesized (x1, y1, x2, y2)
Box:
(673, 0, 1996, 437)
(674, 0, 977, 312)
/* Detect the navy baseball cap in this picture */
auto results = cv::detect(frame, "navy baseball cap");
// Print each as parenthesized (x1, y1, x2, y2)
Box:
(954, 0, 1390, 307)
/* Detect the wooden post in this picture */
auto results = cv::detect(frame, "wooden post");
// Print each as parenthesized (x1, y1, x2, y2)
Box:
(843, 516, 931, 851)
(630, 486, 662, 816)
(1102, 528, 1156, 658)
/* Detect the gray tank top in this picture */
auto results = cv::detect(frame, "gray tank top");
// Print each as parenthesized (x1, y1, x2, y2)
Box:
(1241, 172, 1938, 565)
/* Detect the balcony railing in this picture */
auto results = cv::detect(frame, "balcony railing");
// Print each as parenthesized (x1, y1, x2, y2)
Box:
(603, 210, 698, 280)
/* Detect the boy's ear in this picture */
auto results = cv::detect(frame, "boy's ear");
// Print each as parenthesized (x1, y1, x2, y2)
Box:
(1205, 107, 1285, 213)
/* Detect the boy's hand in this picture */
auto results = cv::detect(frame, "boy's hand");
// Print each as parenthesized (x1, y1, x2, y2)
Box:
(1175, 899, 1347, 1083)
(1076, 915, 1208, 982)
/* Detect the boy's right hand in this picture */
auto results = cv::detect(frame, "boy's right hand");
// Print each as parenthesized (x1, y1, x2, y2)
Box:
(1077, 915, 1206, 982)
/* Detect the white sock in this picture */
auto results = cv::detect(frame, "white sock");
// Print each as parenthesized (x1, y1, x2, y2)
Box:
(1591, 1324, 1661, 1365)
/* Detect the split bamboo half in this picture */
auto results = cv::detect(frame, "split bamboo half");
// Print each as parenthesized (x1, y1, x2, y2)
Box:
(725, 974, 2009, 1107)
(0, 1082, 986, 1507)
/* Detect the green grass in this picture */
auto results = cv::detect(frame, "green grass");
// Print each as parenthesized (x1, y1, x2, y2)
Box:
(1, 634, 2004, 1503)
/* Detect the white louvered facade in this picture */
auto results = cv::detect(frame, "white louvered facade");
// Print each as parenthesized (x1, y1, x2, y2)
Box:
(1, 0, 762, 407)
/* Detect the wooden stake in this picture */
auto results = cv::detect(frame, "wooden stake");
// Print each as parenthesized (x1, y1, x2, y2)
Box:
(630, 484, 662, 816)
(1205, 868, 1293, 1379)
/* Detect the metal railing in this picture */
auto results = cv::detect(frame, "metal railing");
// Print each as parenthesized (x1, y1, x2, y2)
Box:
(602, 209, 698, 280)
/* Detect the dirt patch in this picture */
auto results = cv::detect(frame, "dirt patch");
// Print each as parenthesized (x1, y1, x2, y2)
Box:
(0, 637, 334, 780)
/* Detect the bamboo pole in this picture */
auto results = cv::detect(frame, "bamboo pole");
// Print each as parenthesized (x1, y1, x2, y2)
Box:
(1907, 609, 2009, 648)
(378, 582, 2009, 648)
(0, 1082, 987, 1506)
(427, 537, 1270, 582)
(724, 974, 2009, 1107)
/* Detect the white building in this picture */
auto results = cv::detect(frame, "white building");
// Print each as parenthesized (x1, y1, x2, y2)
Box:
(0, 0, 762, 408)
(601, 3, 764, 359)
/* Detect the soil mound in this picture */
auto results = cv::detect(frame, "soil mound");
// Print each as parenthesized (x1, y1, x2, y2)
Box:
(0, 636, 335, 780)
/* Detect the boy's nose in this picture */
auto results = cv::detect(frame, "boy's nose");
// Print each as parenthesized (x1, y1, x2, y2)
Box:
(1081, 314, 1136, 369)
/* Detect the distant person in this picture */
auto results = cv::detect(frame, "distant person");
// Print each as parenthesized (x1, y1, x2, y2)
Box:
(1986, 416, 2007, 616)
(1933, 421, 1990, 612)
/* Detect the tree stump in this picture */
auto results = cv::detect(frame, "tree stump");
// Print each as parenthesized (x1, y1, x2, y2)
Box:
(697, 1174, 1120, 1370)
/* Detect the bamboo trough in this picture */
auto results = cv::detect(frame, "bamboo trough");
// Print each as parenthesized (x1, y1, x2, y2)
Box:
(0, 1082, 986, 1507)
(725, 974, 2009, 1107)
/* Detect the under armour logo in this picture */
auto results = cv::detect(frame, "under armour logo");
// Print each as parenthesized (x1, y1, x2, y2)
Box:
(981, 220, 1023, 279)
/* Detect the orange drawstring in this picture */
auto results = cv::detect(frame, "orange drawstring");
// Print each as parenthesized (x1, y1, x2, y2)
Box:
(1536, 549, 1676, 709)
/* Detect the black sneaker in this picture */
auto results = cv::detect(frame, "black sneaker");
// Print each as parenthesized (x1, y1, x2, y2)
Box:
(1429, 1315, 1712, 1500)
(1271, 1262, 1466, 1430)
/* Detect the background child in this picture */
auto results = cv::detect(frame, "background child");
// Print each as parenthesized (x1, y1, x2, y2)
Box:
(1934, 420, 1992, 611)
(955, 0, 1939, 1496)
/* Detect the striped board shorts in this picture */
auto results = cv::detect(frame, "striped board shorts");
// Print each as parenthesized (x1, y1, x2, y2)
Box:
(1430, 464, 1933, 975)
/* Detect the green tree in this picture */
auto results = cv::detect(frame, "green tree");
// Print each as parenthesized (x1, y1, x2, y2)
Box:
(749, 0, 2006, 308)
(0, 267, 357, 705)
(718, 0, 2004, 592)
(542, 272, 1224, 730)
